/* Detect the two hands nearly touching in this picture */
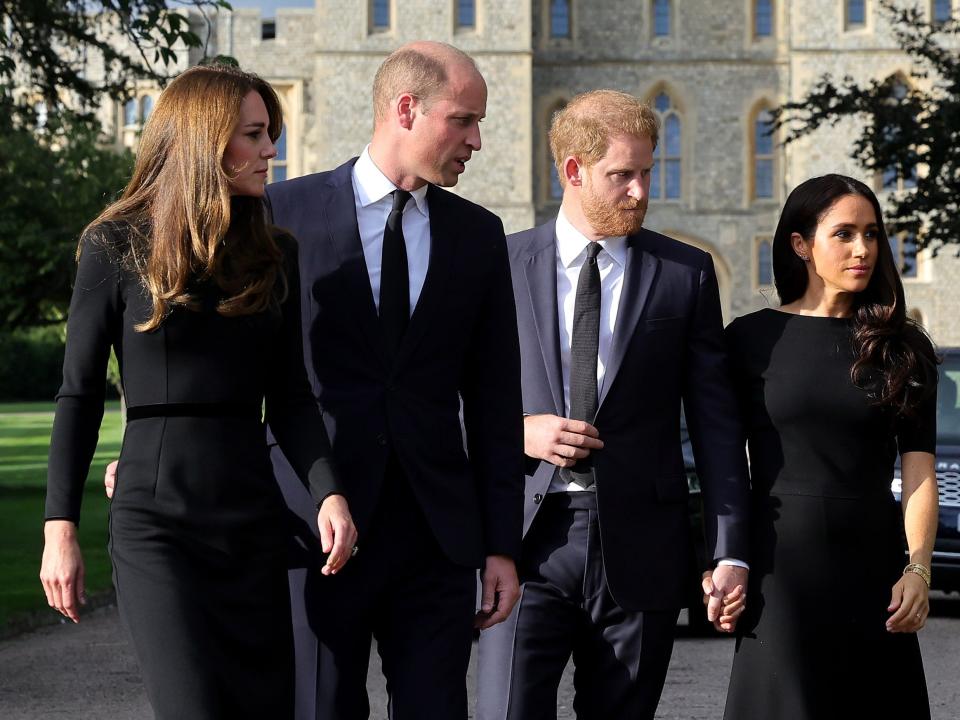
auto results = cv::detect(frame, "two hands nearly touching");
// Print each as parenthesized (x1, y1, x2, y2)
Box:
(701, 566, 748, 633)
(524, 413, 751, 634)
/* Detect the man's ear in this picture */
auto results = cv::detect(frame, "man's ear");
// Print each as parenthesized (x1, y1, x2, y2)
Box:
(564, 157, 583, 187)
(397, 93, 417, 130)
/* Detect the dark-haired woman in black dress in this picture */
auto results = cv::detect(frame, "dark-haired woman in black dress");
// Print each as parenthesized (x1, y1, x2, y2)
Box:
(721, 175, 938, 720)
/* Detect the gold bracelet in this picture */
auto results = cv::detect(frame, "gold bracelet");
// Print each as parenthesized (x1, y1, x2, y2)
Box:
(903, 563, 931, 588)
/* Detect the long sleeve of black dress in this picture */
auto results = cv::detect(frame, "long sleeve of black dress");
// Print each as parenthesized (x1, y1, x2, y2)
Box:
(46, 231, 123, 523)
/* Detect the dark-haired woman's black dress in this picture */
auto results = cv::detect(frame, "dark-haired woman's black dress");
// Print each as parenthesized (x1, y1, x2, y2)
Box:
(723, 309, 933, 720)
(45, 226, 339, 719)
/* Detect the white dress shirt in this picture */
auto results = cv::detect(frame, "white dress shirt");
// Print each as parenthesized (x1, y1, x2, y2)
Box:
(351, 145, 431, 315)
(550, 209, 627, 494)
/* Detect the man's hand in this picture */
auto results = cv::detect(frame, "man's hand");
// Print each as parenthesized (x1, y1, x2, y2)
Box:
(317, 494, 358, 576)
(104, 460, 118, 499)
(523, 414, 603, 468)
(40, 520, 86, 623)
(702, 565, 749, 633)
(475, 554, 520, 630)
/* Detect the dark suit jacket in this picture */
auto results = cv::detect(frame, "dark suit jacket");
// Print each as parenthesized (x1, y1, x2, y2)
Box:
(263, 158, 524, 568)
(509, 220, 749, 611)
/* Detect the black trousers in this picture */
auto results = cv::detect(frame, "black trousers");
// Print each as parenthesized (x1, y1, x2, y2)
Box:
(306, 457, 476, 720)
(476, 492, 677, 720)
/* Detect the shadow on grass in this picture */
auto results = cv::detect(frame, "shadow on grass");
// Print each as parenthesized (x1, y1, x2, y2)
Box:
(0, 485, 114, 636)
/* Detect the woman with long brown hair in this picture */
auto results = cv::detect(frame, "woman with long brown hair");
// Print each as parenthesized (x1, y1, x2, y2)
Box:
(720, 174, 939, 719)
(39, 64, 356, 718)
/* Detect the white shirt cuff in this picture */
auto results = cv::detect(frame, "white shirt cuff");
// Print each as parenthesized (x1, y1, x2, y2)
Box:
(717, 558, 750, 570)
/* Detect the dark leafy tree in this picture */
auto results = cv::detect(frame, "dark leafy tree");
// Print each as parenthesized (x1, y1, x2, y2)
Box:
(0, 0, 230, 131)
(772, 0, 960, 254)
(0, 113, 134, 328)
(0, 1, 232, 329)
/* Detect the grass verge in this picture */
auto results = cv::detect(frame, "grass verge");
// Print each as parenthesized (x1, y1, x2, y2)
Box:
(0, 402, 122, 633)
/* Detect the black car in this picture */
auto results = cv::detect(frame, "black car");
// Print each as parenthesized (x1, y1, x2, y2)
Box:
(892, 347, 960, 593)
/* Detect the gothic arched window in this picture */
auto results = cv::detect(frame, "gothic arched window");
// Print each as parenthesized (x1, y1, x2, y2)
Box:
(753, 108, 775, 200)
(650, 91, 681, 200)
(124, 98, 138, 126)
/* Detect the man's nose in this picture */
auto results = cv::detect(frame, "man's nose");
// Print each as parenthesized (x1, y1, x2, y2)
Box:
(467, 122, 481, 151)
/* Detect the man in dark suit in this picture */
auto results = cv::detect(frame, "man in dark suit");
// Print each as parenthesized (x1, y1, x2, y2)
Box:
(264, 42, 524, 720)
(475, 90, 751, 720)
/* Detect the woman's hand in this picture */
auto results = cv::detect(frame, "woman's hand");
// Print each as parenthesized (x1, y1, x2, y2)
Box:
(39, 520, 86, 623)
(701, 569, 747, 632)
(886, 571, 929, 633)
(316, 494, 358, 576)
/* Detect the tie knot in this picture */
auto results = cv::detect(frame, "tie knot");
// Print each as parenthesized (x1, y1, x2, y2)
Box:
(391, 189, 412, 214)
(585, 242, 602, 262)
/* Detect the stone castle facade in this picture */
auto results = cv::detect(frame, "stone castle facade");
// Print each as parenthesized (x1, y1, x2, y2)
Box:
(102, 0, 960, 344)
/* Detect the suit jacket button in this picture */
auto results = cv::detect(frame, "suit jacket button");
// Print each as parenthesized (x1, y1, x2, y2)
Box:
(376, 433, 387, 447)
(534, 493, 543, 504)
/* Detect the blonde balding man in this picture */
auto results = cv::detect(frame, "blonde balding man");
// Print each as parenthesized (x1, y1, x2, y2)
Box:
(265, 42, 524, 720)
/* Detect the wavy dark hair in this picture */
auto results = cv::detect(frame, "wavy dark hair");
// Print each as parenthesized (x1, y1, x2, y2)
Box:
(773, 174, 937, 415)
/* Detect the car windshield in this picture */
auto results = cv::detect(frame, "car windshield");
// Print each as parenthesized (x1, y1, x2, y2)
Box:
(939, 353, 960, 446)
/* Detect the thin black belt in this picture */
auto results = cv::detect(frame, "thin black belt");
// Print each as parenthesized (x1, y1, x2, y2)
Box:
(125, 402, 262, 421)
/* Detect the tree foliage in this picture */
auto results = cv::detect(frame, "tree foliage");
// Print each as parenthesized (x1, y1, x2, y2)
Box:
(772, 0, 960, 252)
(0, 0, 229, 131)
(0, 113, 134, 328)
(0, 1, 231, 329)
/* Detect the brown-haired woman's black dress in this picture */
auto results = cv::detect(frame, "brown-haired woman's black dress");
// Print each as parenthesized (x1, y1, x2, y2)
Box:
(723, 309, 933, 720)
(44, 226, 339, 719)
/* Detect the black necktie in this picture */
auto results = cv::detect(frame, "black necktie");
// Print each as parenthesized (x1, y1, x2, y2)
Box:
(564, 241, 602, 489)
(379, 189, 411, 357)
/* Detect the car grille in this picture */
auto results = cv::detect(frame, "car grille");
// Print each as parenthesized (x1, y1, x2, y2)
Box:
(891, 470, 960, 508)
(939, 470, 960, 508)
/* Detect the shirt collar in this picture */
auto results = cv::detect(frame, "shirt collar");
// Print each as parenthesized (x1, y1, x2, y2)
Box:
(555, 208, 627, 269)
(353, 145, 429, 216)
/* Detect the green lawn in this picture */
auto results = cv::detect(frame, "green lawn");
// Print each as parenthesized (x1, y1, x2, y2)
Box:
(0, 401, 122, 630)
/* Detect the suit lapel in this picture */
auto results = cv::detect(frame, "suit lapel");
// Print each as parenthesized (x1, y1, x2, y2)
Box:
(392, 184, 454, 369)
(598, 231, 660, 410)
(524, 221, 565, 416)
(321, 161, 387, 367)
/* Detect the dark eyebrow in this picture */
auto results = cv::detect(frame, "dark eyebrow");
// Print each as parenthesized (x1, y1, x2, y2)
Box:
(830, 222, 878, 230)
